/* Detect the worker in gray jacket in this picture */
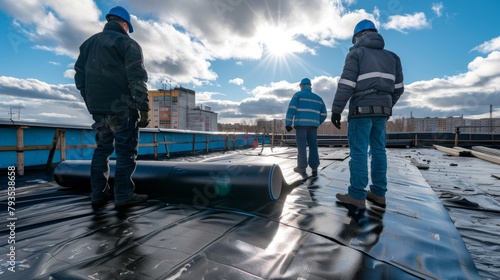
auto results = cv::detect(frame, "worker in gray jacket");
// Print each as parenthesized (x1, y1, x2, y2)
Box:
(331, 19, 404, 209)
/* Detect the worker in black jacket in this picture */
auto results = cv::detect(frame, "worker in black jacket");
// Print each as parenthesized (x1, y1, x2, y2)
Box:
(332, 19, 404, 209)
(74, 6, 150, 211)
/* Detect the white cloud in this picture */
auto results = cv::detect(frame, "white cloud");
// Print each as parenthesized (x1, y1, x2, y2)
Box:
(0, 0, 104, 59)
(195, 91, 226, 102)
(211, 48, 500, 123)
(0, 94, 91, 125)
(471, 37, 500, 54)
(0, 76, 81, 101)
(133, 20, 218, 86)
(64, 69, 75, 79)
(0, 0, 377, 90)
(129, 0, 373, 60)
(1, 1, 499, 125)
(205, 76, 338, 123)
(403, 51, 500, 117)
(343, 0, 358, 5)
(432, 2, 444, 17)
(383, 12, 430, 33)
(39, 112, 78, 118)
(229, 78, 244, 86)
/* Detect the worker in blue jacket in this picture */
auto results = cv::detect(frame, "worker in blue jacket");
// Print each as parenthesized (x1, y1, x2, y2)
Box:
(331, 19, 404, 209)
(285, 78, 327, 176)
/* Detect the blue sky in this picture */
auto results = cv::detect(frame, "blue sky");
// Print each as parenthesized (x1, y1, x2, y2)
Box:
(0, 0, 499, 125)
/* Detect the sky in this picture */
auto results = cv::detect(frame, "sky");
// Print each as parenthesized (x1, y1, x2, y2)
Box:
(0, 0, 499, 125)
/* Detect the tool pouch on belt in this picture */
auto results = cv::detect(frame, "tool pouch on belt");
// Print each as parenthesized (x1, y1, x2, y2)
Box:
(349, 89, 392, 116)
(353, 106, 392, 115)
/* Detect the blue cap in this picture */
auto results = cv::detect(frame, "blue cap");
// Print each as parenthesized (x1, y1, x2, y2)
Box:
(106, 6, 134, 33)
(352, 19, 377, 44)
(300, 78, 311, 85)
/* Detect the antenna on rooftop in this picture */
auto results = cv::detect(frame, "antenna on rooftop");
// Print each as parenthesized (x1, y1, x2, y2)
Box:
(8, 107, 20, 120)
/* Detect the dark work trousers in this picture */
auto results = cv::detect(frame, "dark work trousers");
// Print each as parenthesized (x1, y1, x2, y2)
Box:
(295, 126, 320, 171)
(90, 114, 139, 204)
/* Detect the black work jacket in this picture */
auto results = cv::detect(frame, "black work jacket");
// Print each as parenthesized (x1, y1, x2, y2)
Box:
(75, 22, 149, 115)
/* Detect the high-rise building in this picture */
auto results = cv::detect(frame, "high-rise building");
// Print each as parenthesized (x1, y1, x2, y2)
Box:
(148, 87, 217, 131)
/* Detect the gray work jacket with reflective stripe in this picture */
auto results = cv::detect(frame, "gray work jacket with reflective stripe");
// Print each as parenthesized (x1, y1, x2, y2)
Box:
(332, 32, 404, 120)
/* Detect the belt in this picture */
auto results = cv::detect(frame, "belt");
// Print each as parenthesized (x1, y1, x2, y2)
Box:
(354, 106, 392, 115)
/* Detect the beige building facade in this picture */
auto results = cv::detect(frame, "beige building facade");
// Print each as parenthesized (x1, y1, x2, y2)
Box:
(148, 87, 218, 131)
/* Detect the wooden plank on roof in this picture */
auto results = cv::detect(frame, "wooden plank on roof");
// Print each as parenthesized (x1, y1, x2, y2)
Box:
(472, 146, 500, 157)
(454, 147, 500, 165)
(433, 144, 460, 156)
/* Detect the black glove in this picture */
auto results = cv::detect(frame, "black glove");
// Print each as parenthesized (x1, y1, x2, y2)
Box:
(138, 110, 150, 128)
(331, 113, 341, 129)
(285, 126, 293, 132)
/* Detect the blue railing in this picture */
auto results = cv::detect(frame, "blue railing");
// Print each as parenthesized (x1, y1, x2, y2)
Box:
(0, 120, 269, 175)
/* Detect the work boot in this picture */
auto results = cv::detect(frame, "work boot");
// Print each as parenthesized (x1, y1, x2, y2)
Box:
(336, 193, 366, 209)
(115, 194, 148, 210)
(367, 191, 386, 207)
(293, 167, 306, 173)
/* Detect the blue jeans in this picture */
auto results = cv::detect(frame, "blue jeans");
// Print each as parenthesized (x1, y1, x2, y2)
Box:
(90, 114, 139, 203)
(347, 117, 387, 200)
(295, 126, 320, 170)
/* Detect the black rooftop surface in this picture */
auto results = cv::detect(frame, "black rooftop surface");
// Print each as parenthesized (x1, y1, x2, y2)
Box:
(1, 147, 498, 279)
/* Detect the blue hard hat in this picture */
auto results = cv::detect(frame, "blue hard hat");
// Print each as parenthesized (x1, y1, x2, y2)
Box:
(300, 78, 311, 85)
(106, 6, 133, 33)
(352, 19, 377, 44)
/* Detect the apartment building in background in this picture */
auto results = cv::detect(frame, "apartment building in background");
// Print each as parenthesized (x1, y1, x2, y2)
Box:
(402, 116, 500, 133)
(148, 87, 218, 131)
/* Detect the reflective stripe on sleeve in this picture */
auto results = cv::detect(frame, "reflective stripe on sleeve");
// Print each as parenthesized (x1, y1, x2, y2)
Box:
(299, 98, 325, 105)
(295, 118, 320, 125)
(297, 108, 321, 114)
(338, 78, 356, 88)
(358, 72, 395, 82)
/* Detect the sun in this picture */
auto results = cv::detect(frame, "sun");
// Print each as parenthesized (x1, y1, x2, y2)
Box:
(254, 25, 316, 80)
(259, 27, 304, 58)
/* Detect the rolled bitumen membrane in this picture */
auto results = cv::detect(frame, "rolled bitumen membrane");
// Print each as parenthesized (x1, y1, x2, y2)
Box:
(54, 160, 283, 202)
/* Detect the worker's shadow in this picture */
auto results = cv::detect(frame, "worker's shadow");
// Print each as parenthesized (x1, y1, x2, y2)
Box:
(300, 175, 385, 254)
(338, 204, 385, 251)
(303, 173, 385, 250)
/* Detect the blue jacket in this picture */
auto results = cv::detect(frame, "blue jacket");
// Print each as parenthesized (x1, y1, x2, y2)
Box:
(285, 85, 327, 128)
(332, 32, 404, 119)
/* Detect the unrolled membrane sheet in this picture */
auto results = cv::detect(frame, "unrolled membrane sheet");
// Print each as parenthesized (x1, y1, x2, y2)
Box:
(53, 160, 283, 201)
(0, 148, 486, 279)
